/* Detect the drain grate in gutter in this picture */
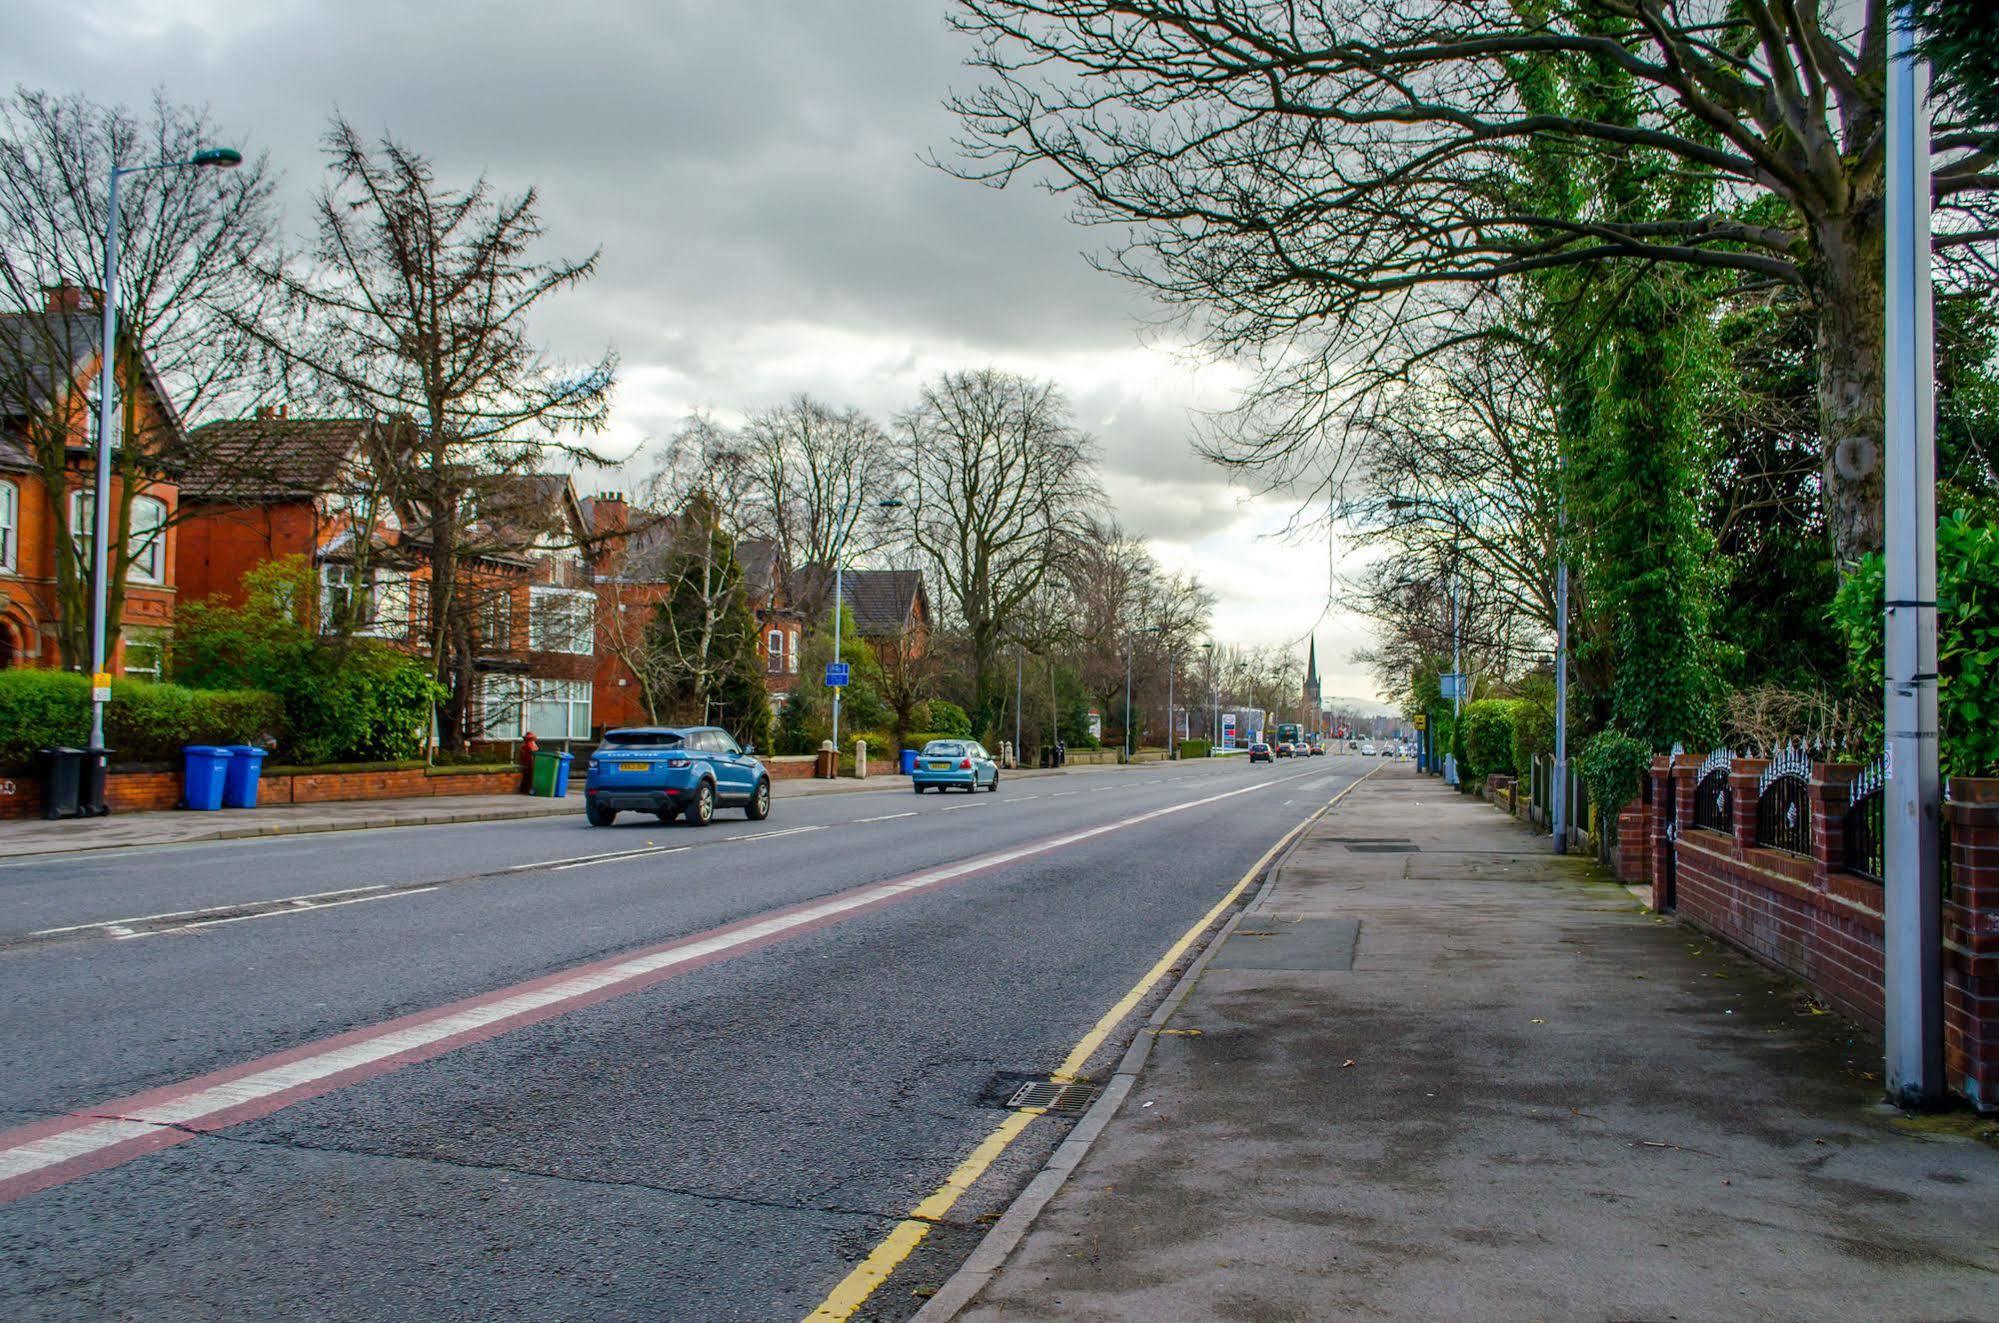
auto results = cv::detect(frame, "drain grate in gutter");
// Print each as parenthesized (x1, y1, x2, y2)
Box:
(1005, 1080, 1102, 1114)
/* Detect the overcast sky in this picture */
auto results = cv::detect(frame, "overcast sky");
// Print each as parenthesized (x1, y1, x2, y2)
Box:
(5, 0, 1387, 706)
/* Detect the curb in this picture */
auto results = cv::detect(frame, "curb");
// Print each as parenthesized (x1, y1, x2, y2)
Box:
(909, 766, 1377, 1322)
(0, 799, 583, 859)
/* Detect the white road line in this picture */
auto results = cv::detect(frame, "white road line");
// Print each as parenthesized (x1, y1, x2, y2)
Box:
(1012, 795, 1041, 802)
(32, 884, 392, 936)
(1049, 791, 1083, 799)
(726, 826, 827, 844)
(0, 765, 1324, 1196)
(550, 845, 690, 872)
(115, 888, 440, 940)
(856, 812, 918, 824)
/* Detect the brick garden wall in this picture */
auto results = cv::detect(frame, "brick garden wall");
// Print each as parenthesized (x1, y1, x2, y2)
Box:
(1629, 754, 1999, 1109)
(0, 764, 528, 819)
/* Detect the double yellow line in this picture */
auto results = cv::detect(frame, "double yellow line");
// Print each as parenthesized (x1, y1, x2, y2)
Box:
(803, 770, 1372, 1321)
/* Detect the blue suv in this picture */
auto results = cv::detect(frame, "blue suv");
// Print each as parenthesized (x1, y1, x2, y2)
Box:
(584, 726, 771, 827)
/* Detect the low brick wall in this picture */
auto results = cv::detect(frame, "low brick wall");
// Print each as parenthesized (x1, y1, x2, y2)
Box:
(764, 756, 816, 781)
(1638, 756, 1999, 1109)
(0, 762, 528, 818)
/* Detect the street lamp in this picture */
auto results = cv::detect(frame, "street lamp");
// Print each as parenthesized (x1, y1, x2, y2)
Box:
(828, 495, 903, 753)
(87, 146, 243, 752)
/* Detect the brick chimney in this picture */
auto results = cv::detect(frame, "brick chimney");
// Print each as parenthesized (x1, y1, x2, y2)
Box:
(42, 285, 103, 313)
(253, 405, 292, 421)
(591, 491, 629, 538)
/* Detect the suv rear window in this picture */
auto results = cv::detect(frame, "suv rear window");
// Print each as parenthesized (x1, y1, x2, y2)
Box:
(602, 730, 684, 747)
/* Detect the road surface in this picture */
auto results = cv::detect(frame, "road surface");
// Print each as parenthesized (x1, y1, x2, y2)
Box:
(0, 754, 1371, 1321)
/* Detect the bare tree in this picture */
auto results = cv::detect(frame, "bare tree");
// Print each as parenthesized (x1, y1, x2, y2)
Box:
(255, 118, 617, 747)
(900, 368, 1099, 719)
(738, 394, 899, 621)
(946, 0, 1999, 562)
(0, 87, 281, 665)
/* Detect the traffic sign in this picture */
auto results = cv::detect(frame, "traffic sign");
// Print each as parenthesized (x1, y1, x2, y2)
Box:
(1439, 673, 1468, 700)
(823, 662, 850, 688)
(1413, 713, 1427, 731)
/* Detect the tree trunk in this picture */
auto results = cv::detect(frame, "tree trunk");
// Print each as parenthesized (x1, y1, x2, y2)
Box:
(1815, 212, 1888, 566)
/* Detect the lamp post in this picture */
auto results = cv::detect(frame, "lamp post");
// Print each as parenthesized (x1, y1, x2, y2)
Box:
(1881, 11, 1942, 1108)
(87, 146, 242, 751)
(828, 495, 903, 753)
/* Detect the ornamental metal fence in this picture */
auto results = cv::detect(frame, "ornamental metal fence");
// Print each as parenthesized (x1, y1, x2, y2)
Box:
(1691, 749, 1734, 833)
(1753, 747, 1814, 855)
(1843, 757, 1886, 883)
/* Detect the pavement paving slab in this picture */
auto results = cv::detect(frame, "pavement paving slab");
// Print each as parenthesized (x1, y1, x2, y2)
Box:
(944, 765, 1999, 1323)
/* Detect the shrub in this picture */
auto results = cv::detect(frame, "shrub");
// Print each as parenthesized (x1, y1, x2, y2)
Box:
(1179, 738, 1213, 759)
(279, 643, 440, 765)
(0, 670, 283, 769)
(924, 699, 973, 737)
(1460, 699, 1520, 783)
(1510, 699, 1555, 780)
(1833, 512, 1999, 779)
(1577, 728, 1652, 816)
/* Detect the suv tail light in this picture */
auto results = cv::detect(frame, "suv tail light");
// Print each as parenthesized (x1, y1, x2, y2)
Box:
(959, 758, 972, 769)
(667, 757, 692, 768)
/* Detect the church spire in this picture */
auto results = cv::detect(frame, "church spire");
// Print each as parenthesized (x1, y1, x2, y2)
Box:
(1305, 635, 1319, 686)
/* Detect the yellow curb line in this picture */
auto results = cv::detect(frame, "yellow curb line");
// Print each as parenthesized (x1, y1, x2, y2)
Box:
(802, 769, 1375, 1322)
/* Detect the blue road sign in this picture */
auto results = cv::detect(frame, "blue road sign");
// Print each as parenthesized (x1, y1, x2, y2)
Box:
(824, 662, 850, 688)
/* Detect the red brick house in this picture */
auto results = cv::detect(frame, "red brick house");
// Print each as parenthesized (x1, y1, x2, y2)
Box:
(588, 495, 805, 732)
(0, 289, 186, 676)
(176, 413, 598, 745)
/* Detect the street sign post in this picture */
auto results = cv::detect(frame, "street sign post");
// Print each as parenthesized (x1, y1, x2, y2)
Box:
(823, 662, 850, 689)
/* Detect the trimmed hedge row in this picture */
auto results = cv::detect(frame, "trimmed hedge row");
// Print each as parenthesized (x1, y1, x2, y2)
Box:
(0, 670, 283, 771)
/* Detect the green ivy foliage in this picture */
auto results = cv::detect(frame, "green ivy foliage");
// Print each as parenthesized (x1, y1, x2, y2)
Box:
(1510, 697, 1555, 781)
(1577, 728, 1652, 815)
(924, 699, 973, 737)
(1831, 513, 1999, 779)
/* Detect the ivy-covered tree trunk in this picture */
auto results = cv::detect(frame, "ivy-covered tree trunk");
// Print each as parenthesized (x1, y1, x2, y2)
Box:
(1571, 277, 1721, 752)
(1815, 211, 1889, 567)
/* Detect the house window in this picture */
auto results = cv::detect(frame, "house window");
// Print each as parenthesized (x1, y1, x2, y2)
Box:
(529, 586, 593, 655)
(478, 590, 514, 652)
(123, 630, 166, 681)
(478, 674, 524, 740)
(787, 630, 799, 673)
(368, 572, 409, 637)
(525, 678, 591, 740)
(0, 481, 15, 571)
(319, 563, 364, 634)
(767, 628, 784, 674)
(128, 496, 166, 583)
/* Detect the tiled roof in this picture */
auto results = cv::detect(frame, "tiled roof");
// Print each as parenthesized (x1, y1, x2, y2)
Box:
(794, 565, 926, 636)
(0, 311, 186, 448)
(183, 417, 369, 500)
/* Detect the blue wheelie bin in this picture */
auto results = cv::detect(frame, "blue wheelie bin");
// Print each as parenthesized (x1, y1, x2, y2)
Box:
(183, 746, 233, 811)
(551, 750, 573, 796)
(223, 745, 268, 808)
(900, 747, 918, 776)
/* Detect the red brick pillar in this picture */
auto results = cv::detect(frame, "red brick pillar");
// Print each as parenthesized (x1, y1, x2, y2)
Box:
(1648, 756, 1676, 909)
(1730, 758, 1768, 853)
(1944, 778, 1999, 1111)
(1809, 762, 1859, 878)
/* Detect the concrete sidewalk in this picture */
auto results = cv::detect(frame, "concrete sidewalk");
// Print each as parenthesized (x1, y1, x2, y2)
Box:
(938, 765, 1999, 1322)
(0, 763, 1087, 860)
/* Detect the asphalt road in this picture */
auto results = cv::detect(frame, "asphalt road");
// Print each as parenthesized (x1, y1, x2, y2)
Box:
(0, 754, 1374, 1321)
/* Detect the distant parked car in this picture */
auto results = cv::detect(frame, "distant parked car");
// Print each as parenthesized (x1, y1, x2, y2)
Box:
(584, 726, 770, 827)
(1360, 742, 1377, 756)
(1309, 743, 1326, 756)
(1248, 742, 1273, 764)
(911, 739, 1000, 793)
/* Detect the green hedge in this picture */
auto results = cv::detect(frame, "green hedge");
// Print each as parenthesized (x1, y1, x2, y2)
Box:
(1510, 700, 1555, 780)
(923, 700, 973, 737)
(1179, 738, 1213, 759)
(0, 670, 283, 770)
(1460, 699, 1520, 783)
(1578, 728, 1652, 816)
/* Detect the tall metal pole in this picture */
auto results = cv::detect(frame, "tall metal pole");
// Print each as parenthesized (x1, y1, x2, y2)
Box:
(1165, 649, 1175, 758)
(829, 528, 845, 752)
(1444, 566, 1462, 786)
(1553, 563, 1570, 853)
(1883, 13, 1942, 1108)
(87, 165, 124, 752)
(1123, 641, 1133, 762)
(1014, 646, 1022, 766)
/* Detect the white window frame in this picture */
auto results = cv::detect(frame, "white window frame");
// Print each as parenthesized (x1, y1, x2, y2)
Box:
(524, 678, 591, 740)
(319, 562, 364, 635)
(0, 480, 15, 571)
(767, 628, 784, 673)
(479, 674, 525, 741)
(529, 586, 594, 655)
(122, 631, 165, 681)
(787, 630, 799, 673)
(127, 495, 166, 583)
